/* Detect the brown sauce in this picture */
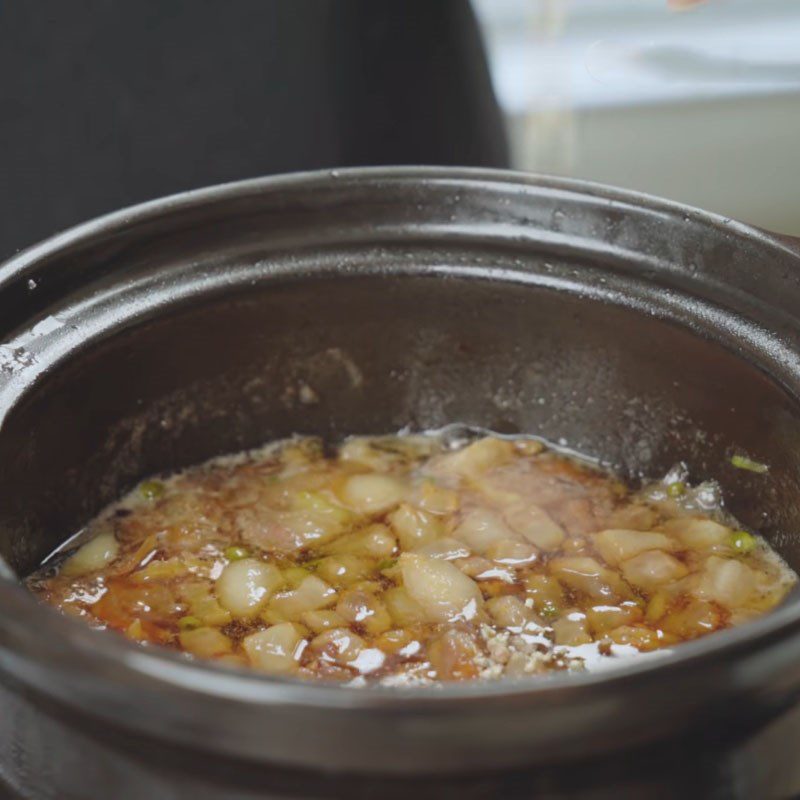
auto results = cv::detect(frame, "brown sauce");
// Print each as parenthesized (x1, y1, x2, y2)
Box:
(28, 432, 797, 685)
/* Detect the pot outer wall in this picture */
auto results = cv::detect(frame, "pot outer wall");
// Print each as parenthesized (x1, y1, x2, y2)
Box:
(2, 672, 800, 799)
(2, 169, 800, 798)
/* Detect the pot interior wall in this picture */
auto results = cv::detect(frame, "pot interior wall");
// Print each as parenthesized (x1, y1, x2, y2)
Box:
(2, 269, 800, 576)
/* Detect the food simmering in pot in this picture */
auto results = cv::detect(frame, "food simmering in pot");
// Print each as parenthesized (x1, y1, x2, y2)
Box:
(29, 432, 796, 685)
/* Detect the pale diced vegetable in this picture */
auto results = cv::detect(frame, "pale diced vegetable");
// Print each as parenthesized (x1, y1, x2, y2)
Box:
(661, 599, 721, 639)
(193, 600, 233, 627)
(126, 619, 145, 640)
(279, 509, 347, 547)
(606, 504, 658, 531)
(552, 612, 592, 646)
(383, 586, 429, 627)
(375, 628, 416, 654)
(268, 575, 337, 620)
(238, 507, 343, 554)
(338, 438, 394, 470)
(243, 623, 305, 674)
(606, 625, 666, 651)
(428, 629, 480, 680)
(485, 539, 538, 565)
(282, 565, 314, 588)
(179, 627, 233, 658)
(549, 556, 630, 601)
(431, 437, 514, 478)
(524, 574, 565, 618)
(215, 558, 283, 619)
(416, 537, 471, 561)
(695, 556, 755, 606)
(358, 524, 397, 559)
(290, 490, 353, 527)
(455, 509, 516, 554)
(322, 524, 397, 560)
(621, 551, 688, 590)
(486, 595, 531, 628)
(129, 557, 188, 583)
(514, 439, 545, 456)
(504, 502, 565, 551)
(337, 474, 406, 514)
(182, 582, 233, 627)
(662, 518, 730, 549)
(400, 553, 483, 623)
(315, 555, 372, 588)
(300, 609, 346, 634)
(336, 589, 392, 635)
(309, 627, 365, 664)
(645, 591, 670, 623)
(61, 531, 119, 577)
(593, 529, 675, 566)
(388, 504, 443, 550)
(417, 481, 460, 514)
(454, 555, 495, 579)
(585, 602, 643, 634)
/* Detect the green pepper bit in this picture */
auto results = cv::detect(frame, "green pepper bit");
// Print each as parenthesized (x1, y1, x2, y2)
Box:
(730, 454, 769, 474)
(178, 615, 202, 631)
(666, 481, 686, 498)
(224, 545, 250, 561)
(729, 530, 758, 555)
(377, 558, 397, 571)
(140, 479, 166, 500)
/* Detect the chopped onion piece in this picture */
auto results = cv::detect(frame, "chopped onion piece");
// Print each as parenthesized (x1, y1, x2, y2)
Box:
(388, 504, 443, 550)
(593, 529, 675, 566)
(400, 553, 483, 623)
(180, 627, 233, 658)
(216, 558, 283, 619)
(243, 623, 305, 674)
(621, 551, 688, 590)
(416, 537, 471, 561)
(455, 509, 516, 554)
(662, 518, 731, 550)
(269, 575, 337, 620)
(61, 531, 119, 577)
(696, 556, 755, 606)
(552, 612, 592, 646)
(310, 627, 365, 664)
(504, 503, 565, 551)
(486, 595, 532, 628)
(338, 474, 406, 514)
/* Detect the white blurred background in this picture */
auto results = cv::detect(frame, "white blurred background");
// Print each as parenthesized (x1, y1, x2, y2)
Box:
(473, 0, 800, 235)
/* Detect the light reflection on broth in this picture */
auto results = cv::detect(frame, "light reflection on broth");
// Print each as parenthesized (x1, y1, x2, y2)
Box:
(28, 431, 797, 685)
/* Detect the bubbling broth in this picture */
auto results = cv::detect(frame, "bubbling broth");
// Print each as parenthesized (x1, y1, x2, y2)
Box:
(29, 432, 796, 685)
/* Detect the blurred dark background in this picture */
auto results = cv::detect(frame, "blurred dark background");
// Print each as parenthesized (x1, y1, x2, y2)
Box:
(5, 0, 797, 262)
(0, 0, 507, 260)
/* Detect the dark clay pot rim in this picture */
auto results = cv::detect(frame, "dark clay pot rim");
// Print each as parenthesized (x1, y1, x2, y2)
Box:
(1, 166, 800, 712)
